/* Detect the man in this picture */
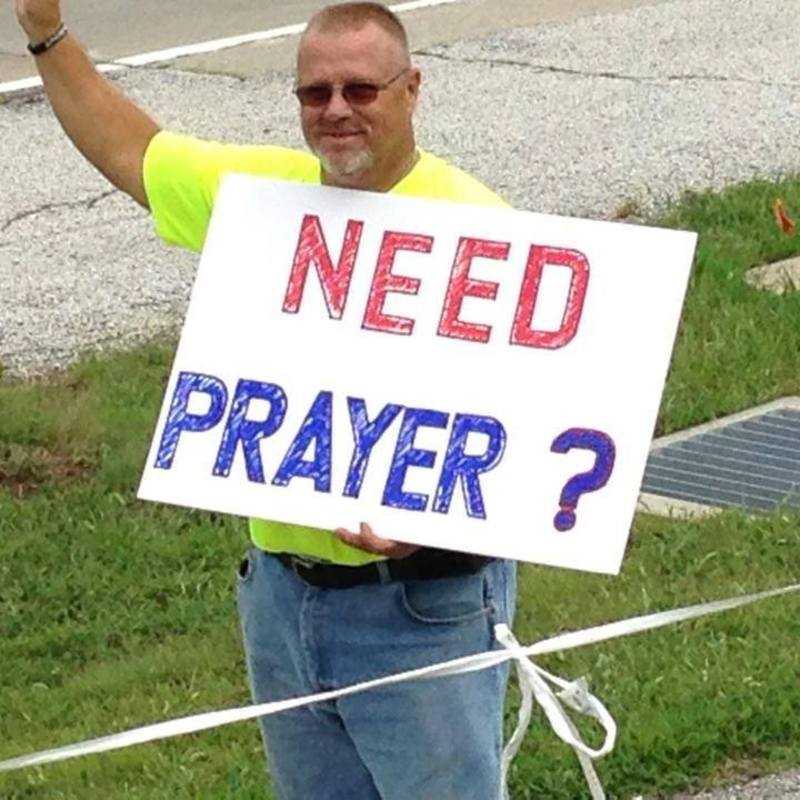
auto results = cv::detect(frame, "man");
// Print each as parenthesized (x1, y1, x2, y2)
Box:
(13, 2, 517, 797)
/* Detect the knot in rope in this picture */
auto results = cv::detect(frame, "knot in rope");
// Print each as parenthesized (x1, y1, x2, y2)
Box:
(495, 623, 616, 800)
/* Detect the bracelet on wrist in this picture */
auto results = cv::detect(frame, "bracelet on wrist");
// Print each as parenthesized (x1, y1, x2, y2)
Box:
(27, 23, 68, 56)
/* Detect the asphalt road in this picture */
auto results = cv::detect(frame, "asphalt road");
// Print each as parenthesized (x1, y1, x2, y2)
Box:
(0, 0, 659, 81)
(0, 0, 333, 80)
(3, 0, 800, 372)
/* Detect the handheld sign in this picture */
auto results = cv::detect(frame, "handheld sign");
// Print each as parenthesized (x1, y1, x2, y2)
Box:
(138, 175, 696, 574)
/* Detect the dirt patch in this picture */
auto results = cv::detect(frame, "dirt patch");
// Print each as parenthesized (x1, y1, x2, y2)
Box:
(0, 442, 93, 498)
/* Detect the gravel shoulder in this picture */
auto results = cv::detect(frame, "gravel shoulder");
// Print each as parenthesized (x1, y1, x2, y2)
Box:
(669, 769, 800, 799)
(2, 0, 799, 379)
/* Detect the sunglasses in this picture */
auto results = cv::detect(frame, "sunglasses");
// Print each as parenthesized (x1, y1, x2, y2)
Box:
(294, 68, 409, 108)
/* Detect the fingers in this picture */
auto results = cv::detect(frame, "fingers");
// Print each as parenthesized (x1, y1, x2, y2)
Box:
(334, 522, 420, 559)
(15, 0, 62, 42)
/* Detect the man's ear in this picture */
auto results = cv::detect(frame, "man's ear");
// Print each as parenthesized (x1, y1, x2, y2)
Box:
(407, 67, 422, 111)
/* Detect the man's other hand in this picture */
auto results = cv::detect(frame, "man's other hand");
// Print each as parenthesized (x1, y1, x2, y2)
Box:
(334, 522, 420, 559)
(14, 0, 62, 43)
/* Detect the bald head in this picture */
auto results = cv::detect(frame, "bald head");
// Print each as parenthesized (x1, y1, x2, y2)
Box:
(302, 2, 410, 63)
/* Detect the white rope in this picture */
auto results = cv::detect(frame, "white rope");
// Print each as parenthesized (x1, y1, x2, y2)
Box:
(497, 624, 613, 799)
(1, 581, 797, 792)
(499, 636, 535, 800)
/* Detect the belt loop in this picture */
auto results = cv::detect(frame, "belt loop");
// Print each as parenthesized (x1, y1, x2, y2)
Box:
(375, 561, 392, 584)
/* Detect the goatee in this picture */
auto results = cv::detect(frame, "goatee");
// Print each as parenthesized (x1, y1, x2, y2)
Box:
(317, 149, 374, 178)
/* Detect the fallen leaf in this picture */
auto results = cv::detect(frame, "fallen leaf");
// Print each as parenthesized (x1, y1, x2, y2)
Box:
(773, 198, 796, 235)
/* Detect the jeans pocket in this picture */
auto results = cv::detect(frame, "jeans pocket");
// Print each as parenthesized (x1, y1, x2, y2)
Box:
(237, 549, 256, 584)
(399, 571, 491, 624)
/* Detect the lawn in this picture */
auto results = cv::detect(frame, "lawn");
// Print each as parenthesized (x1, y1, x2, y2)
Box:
(1, 176, 799, 799)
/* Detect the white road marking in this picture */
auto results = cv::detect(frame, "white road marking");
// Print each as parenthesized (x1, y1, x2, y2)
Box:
(0, 0, 464, 95)
(0, 64, 125, 94)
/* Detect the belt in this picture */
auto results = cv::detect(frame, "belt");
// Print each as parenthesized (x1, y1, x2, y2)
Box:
(273, 548, 493, 590)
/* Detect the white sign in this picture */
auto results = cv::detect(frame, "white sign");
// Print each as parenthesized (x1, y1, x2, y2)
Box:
(138, 175, 696, 574)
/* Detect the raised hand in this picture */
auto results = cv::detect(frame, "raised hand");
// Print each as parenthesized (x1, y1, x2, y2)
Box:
(13, 0, 63, 43)
(9, 0, 159, 208)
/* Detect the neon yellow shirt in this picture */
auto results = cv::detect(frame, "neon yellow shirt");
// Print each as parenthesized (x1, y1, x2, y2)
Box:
(143, 130, 507, 565)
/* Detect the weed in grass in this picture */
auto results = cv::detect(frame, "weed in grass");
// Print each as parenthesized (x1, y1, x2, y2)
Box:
(612, 198, 643, 221)
(0, 442, 93, 498)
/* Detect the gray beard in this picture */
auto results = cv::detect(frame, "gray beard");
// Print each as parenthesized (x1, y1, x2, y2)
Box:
(317, 148, 375, 179)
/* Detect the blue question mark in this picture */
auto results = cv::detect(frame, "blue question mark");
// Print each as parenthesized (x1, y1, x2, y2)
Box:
(550, 428, 616, 531)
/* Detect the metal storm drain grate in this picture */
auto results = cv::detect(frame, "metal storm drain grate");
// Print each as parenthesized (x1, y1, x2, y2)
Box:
(639, 398, 800, 515)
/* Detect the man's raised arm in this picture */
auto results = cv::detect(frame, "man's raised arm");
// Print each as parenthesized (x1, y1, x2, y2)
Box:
(13, 0, 160, 208)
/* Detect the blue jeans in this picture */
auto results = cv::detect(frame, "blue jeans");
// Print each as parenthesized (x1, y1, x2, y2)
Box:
(236, 549, 517, 800)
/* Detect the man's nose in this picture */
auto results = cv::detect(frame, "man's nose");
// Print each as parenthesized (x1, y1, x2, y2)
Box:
(323, 87, 353, 119)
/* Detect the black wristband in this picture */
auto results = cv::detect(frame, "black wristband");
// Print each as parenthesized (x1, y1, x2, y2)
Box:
(27, 23, 68, 56)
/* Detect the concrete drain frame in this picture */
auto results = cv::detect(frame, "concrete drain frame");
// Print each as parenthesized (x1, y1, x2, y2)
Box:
(637, 396, 800, 518)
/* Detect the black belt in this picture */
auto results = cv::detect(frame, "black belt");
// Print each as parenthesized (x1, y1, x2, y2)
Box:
(273, 548, 492, 590)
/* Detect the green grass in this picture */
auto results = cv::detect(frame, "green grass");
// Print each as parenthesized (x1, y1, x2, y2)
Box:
(1, 177, 800, 799)
(656, 176, 800, 432)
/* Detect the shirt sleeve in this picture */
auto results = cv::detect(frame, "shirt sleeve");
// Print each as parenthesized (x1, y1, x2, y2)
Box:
(142, 131, 320, 253)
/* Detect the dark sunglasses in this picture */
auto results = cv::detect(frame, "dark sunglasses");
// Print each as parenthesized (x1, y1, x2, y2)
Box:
(294, 68, 409, 108)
